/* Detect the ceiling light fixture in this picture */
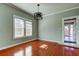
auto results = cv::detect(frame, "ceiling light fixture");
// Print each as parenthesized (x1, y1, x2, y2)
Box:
(34, 4, 43, 20)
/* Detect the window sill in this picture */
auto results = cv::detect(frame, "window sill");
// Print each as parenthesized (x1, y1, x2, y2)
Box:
(13, 36, 32, 40)
(13, 37, 26, 40)
(26, 36, 32, 37)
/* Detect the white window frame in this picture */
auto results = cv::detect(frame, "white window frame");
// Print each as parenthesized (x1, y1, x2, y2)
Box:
(13, 15, 32, 39)
(25, 21, 32, 37)
(13, 15, 25, 39)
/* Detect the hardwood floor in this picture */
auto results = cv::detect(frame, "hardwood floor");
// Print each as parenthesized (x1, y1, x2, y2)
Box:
(0, 40, 79, 56)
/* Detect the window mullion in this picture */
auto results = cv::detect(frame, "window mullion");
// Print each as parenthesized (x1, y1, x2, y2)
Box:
(24, 20, 26, 37)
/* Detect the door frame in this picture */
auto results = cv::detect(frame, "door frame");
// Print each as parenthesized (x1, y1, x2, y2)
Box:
(62, 16, 79, 45)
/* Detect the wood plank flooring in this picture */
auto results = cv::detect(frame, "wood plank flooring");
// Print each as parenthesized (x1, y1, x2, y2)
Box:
(0, 40, 79, 56)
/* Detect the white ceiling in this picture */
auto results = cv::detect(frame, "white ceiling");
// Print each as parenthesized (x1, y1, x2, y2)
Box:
(12, 3, 79, 16)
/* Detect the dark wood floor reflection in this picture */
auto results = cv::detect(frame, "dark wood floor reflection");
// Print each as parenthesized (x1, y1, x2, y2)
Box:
(0, 40, 79, 56)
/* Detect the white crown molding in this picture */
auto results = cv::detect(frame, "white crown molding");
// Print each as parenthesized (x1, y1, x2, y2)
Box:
(4, 3, 33, 17)
(44, 6, 79, 17)
(5, 4, 79, 18)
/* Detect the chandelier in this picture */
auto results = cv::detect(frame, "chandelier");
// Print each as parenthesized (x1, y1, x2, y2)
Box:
(34, 4, 43, 20)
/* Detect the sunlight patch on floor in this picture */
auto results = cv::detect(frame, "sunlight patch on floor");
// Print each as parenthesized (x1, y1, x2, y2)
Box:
(40, 44, 48, 49)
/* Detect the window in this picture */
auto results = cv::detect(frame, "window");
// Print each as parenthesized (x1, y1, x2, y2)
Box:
(13, 15, 32, 39)
(14, 16, 24, 38)
(26, 21, 32, 36)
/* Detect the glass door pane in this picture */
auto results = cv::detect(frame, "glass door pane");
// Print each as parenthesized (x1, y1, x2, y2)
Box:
(64, 22, 76, 43)
(70, 24, 74, 41)
(64, 25, 70, 41)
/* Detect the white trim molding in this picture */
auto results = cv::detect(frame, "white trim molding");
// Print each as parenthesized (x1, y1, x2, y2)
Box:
(0, 39, 37, 50)
(44, 7, 79, 17)
(39, 39, 63, 44)
(62, 15, 79, 48)
(39, 39, 79, 48)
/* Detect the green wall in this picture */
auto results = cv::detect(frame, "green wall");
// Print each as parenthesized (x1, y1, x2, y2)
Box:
(0, 4, 38, 48)
(39, 8, 79, 44)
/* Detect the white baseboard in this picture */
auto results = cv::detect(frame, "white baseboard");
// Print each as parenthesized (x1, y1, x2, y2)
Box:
(0, 39, 37, 50)
(39, 39, 79, 48)
(1, 39, 79, 50)
(39, 39, 63, 44)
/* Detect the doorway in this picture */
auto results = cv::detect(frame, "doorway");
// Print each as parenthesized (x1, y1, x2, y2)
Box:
(64, 18, 76, 44)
